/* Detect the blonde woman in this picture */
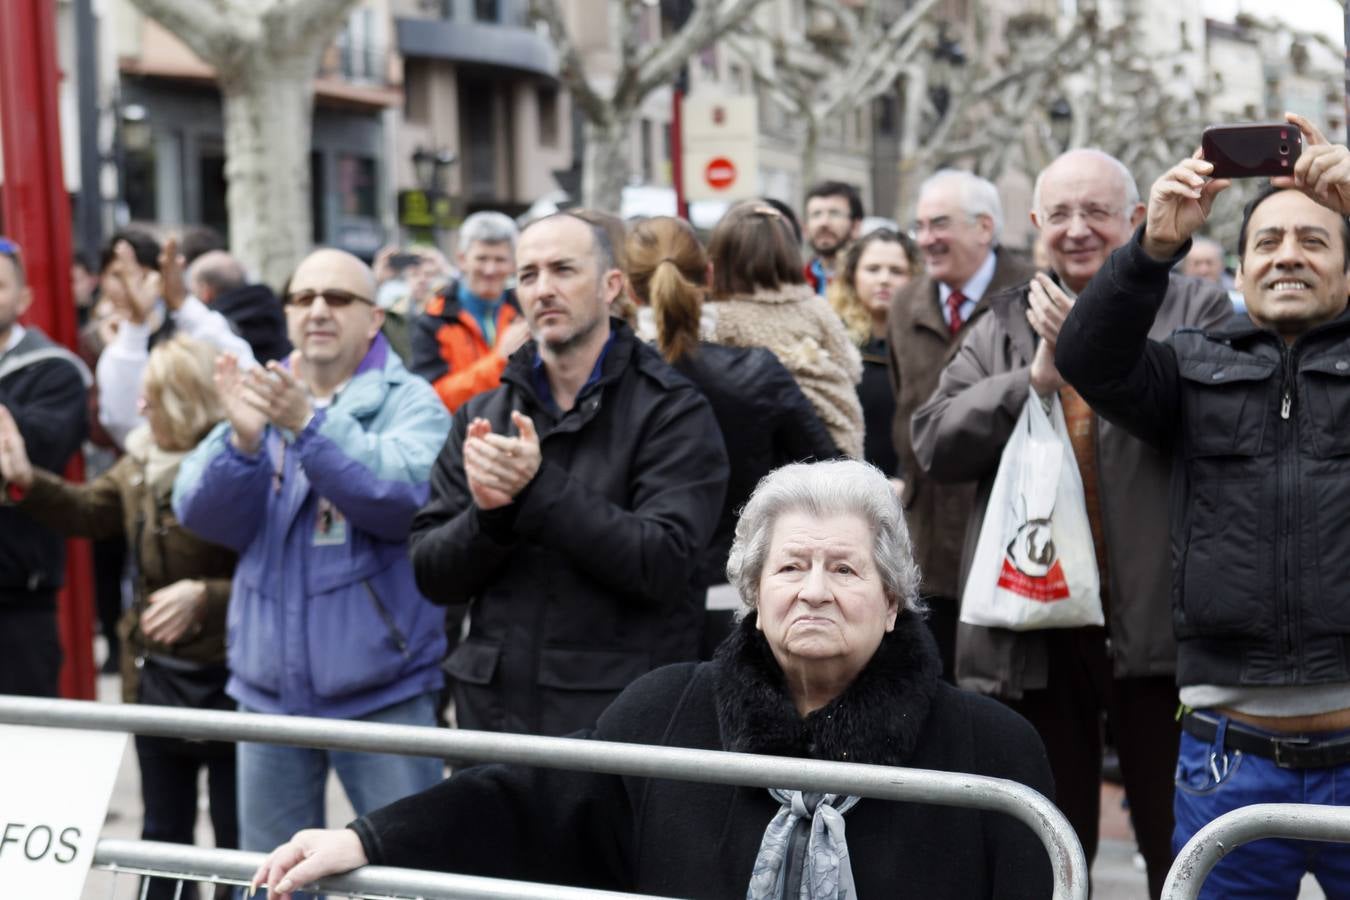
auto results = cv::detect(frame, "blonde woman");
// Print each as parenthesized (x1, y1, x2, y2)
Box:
(0, 334, 237, 900)
(827, 229, 919, 475)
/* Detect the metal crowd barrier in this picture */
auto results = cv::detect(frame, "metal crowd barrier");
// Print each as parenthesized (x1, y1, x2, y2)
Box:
(1162, 802, 1350, 899)
(0, 696, 1088, 900)
(91, 839, 673, 899)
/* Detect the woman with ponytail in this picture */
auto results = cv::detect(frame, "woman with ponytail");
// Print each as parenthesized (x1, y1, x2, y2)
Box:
(626, 217, 839, 653)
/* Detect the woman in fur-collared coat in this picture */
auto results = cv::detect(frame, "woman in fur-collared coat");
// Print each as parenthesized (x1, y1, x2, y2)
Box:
(703, 202, 865, 460)
(250, 461, 1054, 900)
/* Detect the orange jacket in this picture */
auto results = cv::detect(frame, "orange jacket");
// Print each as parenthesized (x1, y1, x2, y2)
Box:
(410, 283, 522, 412)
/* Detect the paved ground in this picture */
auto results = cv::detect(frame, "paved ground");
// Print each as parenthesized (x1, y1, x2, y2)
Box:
(78, 656, 1326, 900)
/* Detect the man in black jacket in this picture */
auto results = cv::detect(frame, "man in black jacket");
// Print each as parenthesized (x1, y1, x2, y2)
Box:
(1056, 113, 1350, 898)
(0, 237, 89, 696)
(410, 213, 728, 737)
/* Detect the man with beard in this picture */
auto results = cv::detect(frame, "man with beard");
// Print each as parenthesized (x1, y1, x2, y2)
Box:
(803, 181, 864, 294)
(409, 213, 728, 737)
(0, 236, 89, 697)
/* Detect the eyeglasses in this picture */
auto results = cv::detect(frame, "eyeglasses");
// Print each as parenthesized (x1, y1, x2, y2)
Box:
(284, 288, 373, 308)
(1042, 206, 1122, 227)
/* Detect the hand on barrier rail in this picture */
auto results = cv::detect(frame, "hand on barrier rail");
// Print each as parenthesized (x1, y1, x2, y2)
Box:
(249, 827, 368, 899)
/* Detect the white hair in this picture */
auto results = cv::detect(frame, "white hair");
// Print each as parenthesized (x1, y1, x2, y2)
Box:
(725, 460, 924, 616)
(457, 211, 519, 254)
(1031, 148, 1140, 216)
(920, 169, 1004, 241)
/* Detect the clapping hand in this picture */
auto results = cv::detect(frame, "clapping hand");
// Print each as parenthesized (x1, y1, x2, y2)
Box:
(106, 239, 161, 325)
(1027, 273, 1073, 397)
(0, 405, 33, 492)
(464, 411, 542, 510)
(241, 360, 314, 435)
(216, 353, 269, 454)
(158, 236, 188, 312)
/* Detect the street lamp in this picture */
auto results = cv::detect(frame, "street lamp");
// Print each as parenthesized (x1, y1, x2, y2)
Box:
(412, 146, 456, 192)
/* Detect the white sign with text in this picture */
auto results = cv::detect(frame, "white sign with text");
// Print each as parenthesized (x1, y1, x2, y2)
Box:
(682, 92, 760, 202)
(0, 725, 125, 898)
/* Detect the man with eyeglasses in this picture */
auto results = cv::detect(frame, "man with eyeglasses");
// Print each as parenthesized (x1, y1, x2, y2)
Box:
(802, 181, 864, 294)
(911, 149, 1230, 898)
(173, 248, 451, 887)
(0, 236, 90, 697)
(885, 169, 1034, 683)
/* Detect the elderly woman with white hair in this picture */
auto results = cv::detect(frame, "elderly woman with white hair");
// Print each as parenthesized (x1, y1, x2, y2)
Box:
(251, 460, 1054, 900)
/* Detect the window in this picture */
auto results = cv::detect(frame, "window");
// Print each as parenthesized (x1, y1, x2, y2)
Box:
(336, 154, 377, 218)
(537, 85, 559, 147)
(474, 0, 500, 23)
(405, 59, 430, 124)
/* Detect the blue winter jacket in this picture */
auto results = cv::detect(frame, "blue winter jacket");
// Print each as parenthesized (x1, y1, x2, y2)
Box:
(173, 335, 451, 718)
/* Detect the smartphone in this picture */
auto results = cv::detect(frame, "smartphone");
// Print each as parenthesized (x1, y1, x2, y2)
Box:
(1202, 123, 1302, 178)
(387, 252, 422, 271)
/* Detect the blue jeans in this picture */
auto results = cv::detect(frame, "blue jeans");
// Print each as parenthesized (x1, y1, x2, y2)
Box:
(1173, 718, 1350, 899)
(238, 693, 444, 900)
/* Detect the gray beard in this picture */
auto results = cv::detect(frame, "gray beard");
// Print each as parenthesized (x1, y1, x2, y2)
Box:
(541, 308, 604, 356)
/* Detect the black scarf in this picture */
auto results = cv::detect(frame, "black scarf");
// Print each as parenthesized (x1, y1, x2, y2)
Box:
(712, 611, 942, 768)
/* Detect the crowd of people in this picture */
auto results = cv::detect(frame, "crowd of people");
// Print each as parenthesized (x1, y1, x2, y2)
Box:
(1, 109, 1349, 899)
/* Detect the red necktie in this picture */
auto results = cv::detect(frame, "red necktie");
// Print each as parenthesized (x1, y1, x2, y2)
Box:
(946, 290, 966, 336)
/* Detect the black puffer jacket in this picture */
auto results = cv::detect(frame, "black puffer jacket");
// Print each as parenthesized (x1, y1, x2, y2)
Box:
(352, 613, 1054, 899)
(410, 320, 728, 736)
(1058, 230, 1350, 688)
(674, 342, 838, 587)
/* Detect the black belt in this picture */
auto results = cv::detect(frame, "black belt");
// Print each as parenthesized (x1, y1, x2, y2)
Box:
(1182, 712, 1350, 769)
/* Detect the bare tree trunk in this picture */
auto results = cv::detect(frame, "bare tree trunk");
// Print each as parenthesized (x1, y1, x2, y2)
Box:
(800, 117, 821, 198)
(581, 118, 630, 213)
(221, 53, 321, 287)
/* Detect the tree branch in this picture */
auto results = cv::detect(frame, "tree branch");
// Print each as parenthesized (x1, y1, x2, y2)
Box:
(125, 0, 239, 61)
(630, 0, 768, 98)
(528, 0, 610, 126)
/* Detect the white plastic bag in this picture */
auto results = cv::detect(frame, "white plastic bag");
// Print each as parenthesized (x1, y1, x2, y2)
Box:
(959, 394, 1103, 631)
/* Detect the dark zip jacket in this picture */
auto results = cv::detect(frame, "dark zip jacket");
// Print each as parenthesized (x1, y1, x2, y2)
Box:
(0, 328, 89, 602)
(410, 319, 729, 736)
(1057, 229, 1350, 689)
(673, 342, 838, 588)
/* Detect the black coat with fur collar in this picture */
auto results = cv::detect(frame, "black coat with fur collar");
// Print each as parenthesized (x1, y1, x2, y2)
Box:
(353, 613, 1055, 898)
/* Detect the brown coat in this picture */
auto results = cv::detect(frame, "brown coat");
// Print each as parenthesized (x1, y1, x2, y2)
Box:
(18, 427, 236, 702)
(887, 249, 1037, 600)
(708, 285, 864, 459)
(909, 274, 1232, 697)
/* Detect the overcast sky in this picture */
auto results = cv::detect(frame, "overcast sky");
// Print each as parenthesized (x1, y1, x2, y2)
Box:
(1202, 0, 1344, 45)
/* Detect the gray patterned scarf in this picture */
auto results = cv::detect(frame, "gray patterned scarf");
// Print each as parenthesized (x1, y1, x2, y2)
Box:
(747, 789, 861, 900)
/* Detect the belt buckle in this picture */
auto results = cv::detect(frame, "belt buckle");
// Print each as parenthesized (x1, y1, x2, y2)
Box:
(1271, 735, 1312, 768)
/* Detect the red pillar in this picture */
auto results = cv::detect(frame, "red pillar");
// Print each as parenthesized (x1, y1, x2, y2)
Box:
(0, 0, 97, 700)
(672, 86, 690, 222)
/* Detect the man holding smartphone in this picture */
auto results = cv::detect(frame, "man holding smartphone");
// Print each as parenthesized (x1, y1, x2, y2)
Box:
(1055, 112, 1350, 898)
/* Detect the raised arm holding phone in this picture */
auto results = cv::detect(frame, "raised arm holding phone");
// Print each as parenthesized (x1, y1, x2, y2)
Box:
(1055, 112, 1350, 900)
